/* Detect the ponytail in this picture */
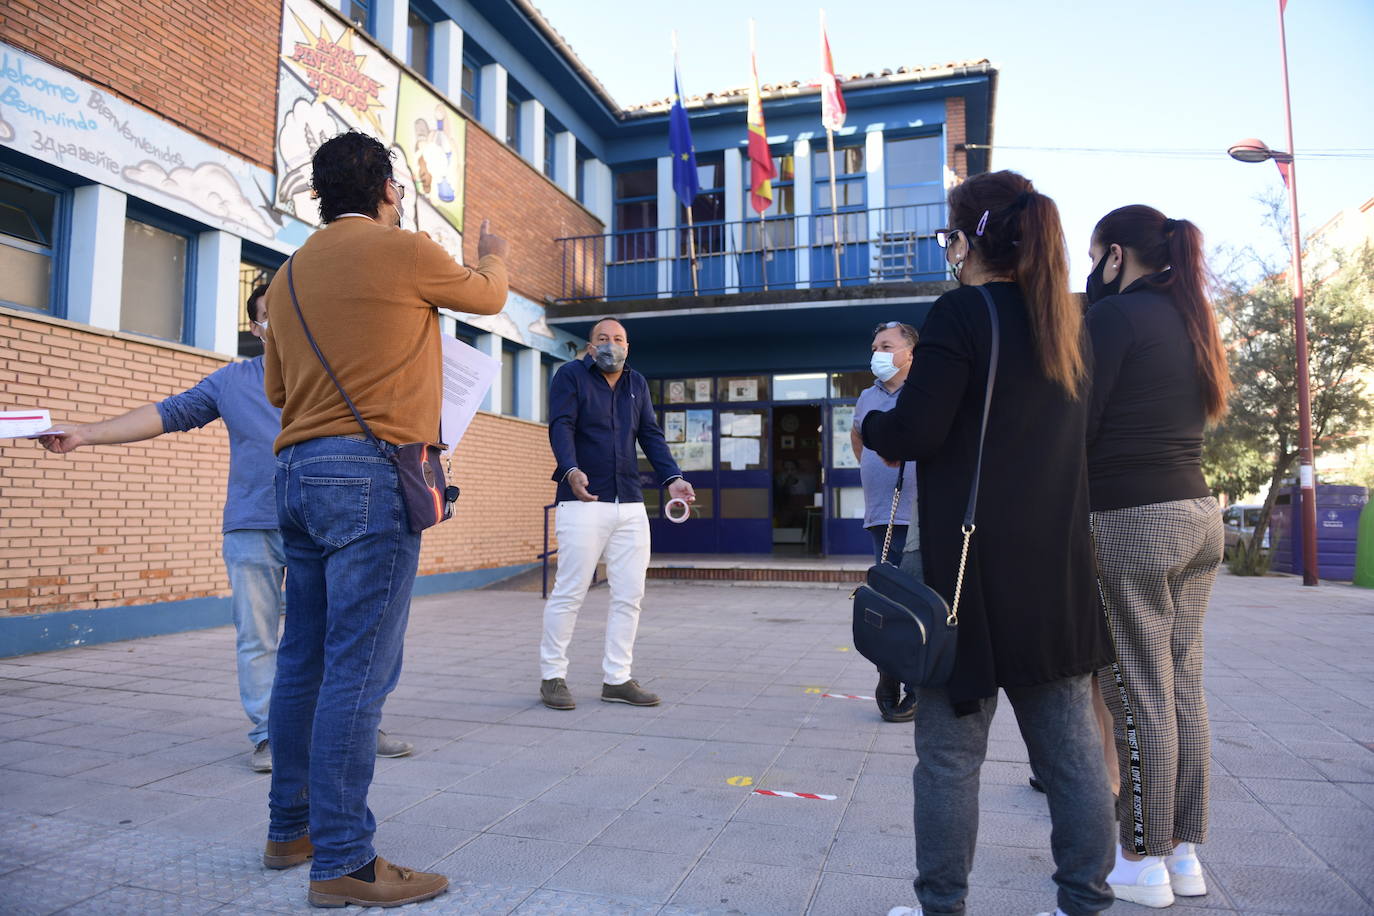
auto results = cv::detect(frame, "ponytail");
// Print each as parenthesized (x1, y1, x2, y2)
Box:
(1092, 206, 1230, 421)
(948, 170, 1086, 400)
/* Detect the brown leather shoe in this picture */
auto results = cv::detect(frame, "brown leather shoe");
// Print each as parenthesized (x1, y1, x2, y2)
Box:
(263, 834, 313, 869)
(307, 856, 448, 908)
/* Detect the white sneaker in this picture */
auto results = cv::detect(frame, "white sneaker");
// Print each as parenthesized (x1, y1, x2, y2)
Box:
(1165, 842, 1207, 896)
(886, 908, 921, 916)
(1108, 848, 1176, 908)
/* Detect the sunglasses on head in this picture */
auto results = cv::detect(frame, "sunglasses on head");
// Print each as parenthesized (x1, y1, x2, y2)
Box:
(873, 321, 903, 334)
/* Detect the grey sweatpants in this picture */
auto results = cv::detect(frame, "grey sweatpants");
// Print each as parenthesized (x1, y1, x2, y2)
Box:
(911, 675, 1116, 916)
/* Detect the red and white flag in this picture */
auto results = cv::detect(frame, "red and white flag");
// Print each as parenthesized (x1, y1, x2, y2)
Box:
(819, 10, 846, 132)
(747, 22, 776, 214)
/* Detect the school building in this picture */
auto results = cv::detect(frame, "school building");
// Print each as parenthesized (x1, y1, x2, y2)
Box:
(0, 0, 996, 654)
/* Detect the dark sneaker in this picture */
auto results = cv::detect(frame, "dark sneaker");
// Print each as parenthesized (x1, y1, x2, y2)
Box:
(251, 739, 272, 773)
(263, 834, 313, 869)
(601, 679, 660, 707)
(376, 731, 413, 758)
(540, 678, 576, 710)
(875, 673, 914, 723)
(307, 856, 448, 908)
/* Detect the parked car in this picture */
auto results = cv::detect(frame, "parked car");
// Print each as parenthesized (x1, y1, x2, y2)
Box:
(1222, 503, 1270, 556)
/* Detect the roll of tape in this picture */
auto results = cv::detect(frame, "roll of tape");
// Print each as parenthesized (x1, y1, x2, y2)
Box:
(664, 497, 691, 524)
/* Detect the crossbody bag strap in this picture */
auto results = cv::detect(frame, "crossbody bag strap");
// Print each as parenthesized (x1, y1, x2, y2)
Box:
(948, 285, 1001, 625)
(879, 461, 906, 565)
(284, 256, 390, 461)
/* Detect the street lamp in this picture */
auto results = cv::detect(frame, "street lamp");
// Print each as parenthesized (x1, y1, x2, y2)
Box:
(1226, 3, 1319, 586)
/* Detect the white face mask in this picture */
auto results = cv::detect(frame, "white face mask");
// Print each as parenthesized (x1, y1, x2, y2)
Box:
(870, 351, 899, 382)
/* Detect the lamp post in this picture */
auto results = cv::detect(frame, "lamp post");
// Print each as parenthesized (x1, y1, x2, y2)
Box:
(1226, 6, 1319, 586)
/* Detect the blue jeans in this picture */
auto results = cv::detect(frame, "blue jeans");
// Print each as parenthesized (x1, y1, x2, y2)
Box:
(222, 529, 285, 745)
(867, 524, 908, 565)
(268, 437, 421, 881)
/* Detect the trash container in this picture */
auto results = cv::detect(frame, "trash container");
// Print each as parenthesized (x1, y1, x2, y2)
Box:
(1269, 485, 1370, 581)
(1355, 500, 1374, 589)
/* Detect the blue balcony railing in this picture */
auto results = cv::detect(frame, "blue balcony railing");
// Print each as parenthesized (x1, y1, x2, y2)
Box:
(555, 203, 946, 303)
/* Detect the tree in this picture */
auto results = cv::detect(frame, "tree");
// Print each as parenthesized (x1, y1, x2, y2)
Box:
(1204, 197, 1374, 569)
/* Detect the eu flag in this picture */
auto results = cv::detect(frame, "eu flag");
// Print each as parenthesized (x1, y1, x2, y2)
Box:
(669, 67, 699, 210)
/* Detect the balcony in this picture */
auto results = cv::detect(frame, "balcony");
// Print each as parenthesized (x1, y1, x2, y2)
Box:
(555, 203, 947, 304)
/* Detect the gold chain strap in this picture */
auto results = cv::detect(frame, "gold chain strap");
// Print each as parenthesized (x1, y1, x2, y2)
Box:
(948, 524, 974, 626)
(879, 480, 903, 564)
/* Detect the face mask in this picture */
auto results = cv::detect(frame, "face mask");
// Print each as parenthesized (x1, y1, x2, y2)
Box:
(1085, 250, 1121, 305)
(593, 342, 627, 373)
(393, 198, 405, 227)
(870, 351, 899, 382)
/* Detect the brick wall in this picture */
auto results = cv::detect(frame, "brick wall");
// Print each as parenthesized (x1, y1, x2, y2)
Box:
(0, 0, 282, 168)
(461, 127, 603, 304)
(945, 96, 968, 180)
(0, 310, 555, 617)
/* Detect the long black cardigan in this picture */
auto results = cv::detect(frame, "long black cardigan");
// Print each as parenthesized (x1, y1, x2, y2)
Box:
(862, 282, 1113, 712)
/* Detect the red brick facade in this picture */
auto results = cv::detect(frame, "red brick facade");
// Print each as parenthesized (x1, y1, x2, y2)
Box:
(945, 96, 968, 180)
(0, 310, 556, 617)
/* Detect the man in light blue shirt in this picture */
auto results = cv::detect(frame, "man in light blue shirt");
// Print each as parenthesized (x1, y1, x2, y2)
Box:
(39, 287, 411, 770)
(849, 320, 920, 722)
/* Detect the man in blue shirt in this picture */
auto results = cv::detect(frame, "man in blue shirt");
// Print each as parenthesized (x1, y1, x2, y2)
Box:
(38, 287, 411, 770)
(541, 317, 694, 710)
(850, 320, 920, 723)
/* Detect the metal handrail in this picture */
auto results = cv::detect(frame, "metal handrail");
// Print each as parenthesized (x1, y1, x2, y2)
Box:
(555, 202, 946, 303)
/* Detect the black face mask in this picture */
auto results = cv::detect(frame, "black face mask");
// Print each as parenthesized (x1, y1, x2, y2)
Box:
(1085, 250, 1122, 305)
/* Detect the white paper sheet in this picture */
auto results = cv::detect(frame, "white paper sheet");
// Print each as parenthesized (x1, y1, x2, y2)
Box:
(732, 414, 762, 437)
(440, 335, 500, 452)
(0, 409, 60, 438)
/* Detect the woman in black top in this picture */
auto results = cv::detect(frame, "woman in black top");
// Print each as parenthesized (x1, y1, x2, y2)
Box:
(866, 171, 1115, 916)
(1085, 206, 1229, 908)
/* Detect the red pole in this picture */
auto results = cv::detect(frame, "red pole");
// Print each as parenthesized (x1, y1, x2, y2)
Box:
(1277, 0, 1319, 585)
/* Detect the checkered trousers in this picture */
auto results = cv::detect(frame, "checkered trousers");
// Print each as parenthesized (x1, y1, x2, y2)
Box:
(1093, 497, 1223, 856)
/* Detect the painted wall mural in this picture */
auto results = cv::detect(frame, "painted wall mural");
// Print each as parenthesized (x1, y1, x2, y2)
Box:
(273, 0, 466, 261)
(0, 44, 301, 252)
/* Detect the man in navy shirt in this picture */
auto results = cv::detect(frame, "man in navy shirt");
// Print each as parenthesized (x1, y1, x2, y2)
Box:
(541, 318, 694, 710)
(38, 287, 412, 771)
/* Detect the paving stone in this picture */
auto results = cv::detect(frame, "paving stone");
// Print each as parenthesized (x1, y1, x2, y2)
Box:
(592, 810, 725, 857)
(127, 842, 275, 902)
(668, 858, 818, 915)
(388, 790, 527, 830)
(58, 885, 221, 915)
(545, 846, 695, 903)
(1210, 862, 1370, 915)
(434, 833, 581, 888)
(0, 865, 112, 915)
(807, 871, 914, 916)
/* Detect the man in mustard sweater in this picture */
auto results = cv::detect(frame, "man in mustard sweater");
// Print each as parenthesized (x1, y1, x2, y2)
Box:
(259, 131, 507, 909)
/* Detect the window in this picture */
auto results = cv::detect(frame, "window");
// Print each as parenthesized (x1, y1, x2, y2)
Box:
(543, 125, 556, 179)
(613, 166, 657, 261)
(680, 154, 725, 254)
(407, 10, 432, 79)
(460, 58, 479, 118)
(540, 357, 558, 423)
(813, 144, 866, 243)
(0, 174, 61, 313)
(501, 345, 518, 416)
(121, 217, 191, 343)
(345, 0, 370, 32)
(743, 150, 796, 250)
(885, 135, 944, 208)
(505, 97, 520, 149)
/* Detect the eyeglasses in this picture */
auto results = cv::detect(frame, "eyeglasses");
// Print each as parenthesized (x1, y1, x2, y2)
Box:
(935, 228, 961, 248)
(389, 178, 405, 199)
(873, 321, 902, 334)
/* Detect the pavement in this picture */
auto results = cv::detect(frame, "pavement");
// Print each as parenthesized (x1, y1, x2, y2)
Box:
(0, 572, 1371, 915)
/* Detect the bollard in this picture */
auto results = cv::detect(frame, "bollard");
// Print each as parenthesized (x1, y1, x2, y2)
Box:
(1356, 499, 1374, 589)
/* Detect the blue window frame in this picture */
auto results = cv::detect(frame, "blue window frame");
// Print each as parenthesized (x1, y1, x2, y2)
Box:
(407, 8, 433, 80)
(460, 55, 480, 118)
(543, 116, 561, 181)
(612, 164, 657, 261)
(0, 167, 67, 316)
(742, 149, 796, 249)
(813, 143, 866, 243)
(501, 342, 520, 416)
(885, 133, 944, 208)
(679, 153, 724, 254)
(345, 0, 372, 33)
(505, 96, 520, 149)
(120, 206, 196, 345)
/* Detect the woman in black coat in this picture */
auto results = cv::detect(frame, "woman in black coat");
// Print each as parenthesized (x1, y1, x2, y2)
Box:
(866, 171, 1116, 916)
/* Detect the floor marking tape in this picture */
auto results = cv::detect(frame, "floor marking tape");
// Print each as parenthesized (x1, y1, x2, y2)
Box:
(752, 789, 838, 800)
(821, 692, 876, 701)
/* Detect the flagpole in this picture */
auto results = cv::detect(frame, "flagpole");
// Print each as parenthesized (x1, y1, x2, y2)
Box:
(750, 18, 769, 292)
(685, 204, 700, 295)
(826, 127, 841, 286)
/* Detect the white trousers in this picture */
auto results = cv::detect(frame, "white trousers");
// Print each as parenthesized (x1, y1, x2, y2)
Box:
(540, 500, 652, 683)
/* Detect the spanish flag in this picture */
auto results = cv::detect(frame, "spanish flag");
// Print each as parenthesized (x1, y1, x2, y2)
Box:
(747, 22, 776, 215)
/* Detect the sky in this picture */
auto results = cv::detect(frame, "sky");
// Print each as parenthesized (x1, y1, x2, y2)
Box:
(534, 0, 1374, 289)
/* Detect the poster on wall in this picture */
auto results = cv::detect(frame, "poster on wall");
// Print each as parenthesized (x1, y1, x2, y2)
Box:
(0, 41, 299, 252)
(832, 405, 859, 469)
(272, 0, 466, 260)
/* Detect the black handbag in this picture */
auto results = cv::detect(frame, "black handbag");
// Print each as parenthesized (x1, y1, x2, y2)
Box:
(284, 257, 459, 534)
(851, 285, 1000, 689)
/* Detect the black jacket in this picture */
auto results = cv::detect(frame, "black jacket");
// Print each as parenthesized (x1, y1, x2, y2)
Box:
(1085, 272, 1211, 511)
(862, 282, 1113, 711)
